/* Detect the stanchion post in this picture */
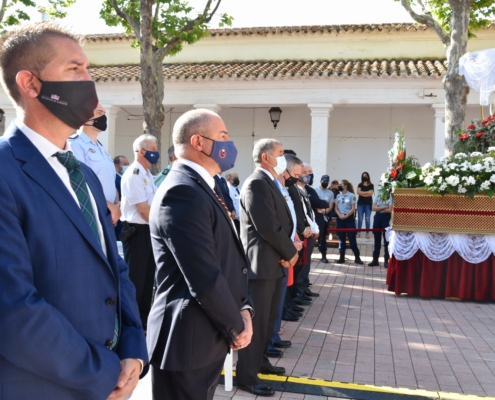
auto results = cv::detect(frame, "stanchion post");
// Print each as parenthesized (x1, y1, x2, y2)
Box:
(223, 350, 233, 391)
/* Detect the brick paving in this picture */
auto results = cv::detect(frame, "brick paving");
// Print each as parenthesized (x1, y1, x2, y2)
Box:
(130, 240, 495, 400)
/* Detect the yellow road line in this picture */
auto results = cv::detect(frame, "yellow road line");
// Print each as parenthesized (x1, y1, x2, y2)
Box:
(221, 370, 495, 399)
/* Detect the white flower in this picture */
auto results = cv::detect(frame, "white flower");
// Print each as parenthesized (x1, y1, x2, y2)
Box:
(448, 163, 459, 169)
(462, 176, 476, 185)
(488, 147, 495, 153)
(455, 153, 468, 159)
(480, 181, 491, 191)
(490, 174, 495, 183)
(406, 171, 417, 179)
(432, 167, 442, 176)
(424, 175, 435, 185)
(437, 176, 443, 184)
(439, 156, 448, 162)
(439, 183, 448, 191)
(445, 175, 460, 186)
(484, 157, 494, 163)
(419, 175, 424, 181)
(458, 185, 467, 194)
(471, 152, 484, 157)
(470, 163, 484, 172)
(421, 162, 431, 173)
(391, 181, 397, 188)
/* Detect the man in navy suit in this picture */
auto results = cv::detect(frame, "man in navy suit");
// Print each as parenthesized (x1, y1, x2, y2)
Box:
(0, 22, 147, 400)
(147, 109, 253, 400)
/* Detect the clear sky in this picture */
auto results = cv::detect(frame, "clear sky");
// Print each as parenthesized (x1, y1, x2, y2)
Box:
(40, 0, 413, 34)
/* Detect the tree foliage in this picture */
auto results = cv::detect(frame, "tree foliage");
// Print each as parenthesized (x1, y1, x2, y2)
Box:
(0, 0, 75, 30)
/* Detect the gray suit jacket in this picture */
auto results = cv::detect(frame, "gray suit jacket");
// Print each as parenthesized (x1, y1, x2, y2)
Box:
(240, 168, 297, 280)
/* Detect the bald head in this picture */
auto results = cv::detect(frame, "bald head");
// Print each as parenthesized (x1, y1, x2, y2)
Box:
(173, 109, 219, 155)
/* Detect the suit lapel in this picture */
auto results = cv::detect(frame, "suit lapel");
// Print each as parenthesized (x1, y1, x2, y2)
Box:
(258, 170, 293, 222)
(7, 128, 113, 272)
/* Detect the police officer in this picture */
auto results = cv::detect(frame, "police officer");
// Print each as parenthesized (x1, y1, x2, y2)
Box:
(314, 174, 334, 263)
(335, 179, 363, 265)
(120, 134, 159, 330)
(225, 171, 241, 233)
(70, 103, 121, 225)
(368, 189, 392, 268)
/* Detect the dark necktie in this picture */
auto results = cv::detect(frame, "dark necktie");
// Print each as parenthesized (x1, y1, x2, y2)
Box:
(236, 188, 240, 194)
(54, 151, 100, 244)
(55, 151, 119, 349)
(213, 179, 231, 215)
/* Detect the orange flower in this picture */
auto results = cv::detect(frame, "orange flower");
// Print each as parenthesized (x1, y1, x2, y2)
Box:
(390, 168, 398, 179)
(396, 151, 405, 161)
(396, 164, 405, 170)
(459, 133, 469, 140)
(476, 132, 484, 138)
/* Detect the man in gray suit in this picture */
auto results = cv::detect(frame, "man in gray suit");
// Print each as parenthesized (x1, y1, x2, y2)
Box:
(236, 139, 299, 396)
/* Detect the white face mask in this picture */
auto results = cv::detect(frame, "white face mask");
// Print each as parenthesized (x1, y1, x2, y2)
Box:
(268, 154, 287, 175)
(121, 165, 129, 173)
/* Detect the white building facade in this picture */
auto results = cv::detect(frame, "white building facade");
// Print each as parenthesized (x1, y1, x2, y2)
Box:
(1, 23, 494, 187)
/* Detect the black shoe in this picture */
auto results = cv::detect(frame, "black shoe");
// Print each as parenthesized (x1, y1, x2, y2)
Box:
(384, 257, 389, 269)
(368, 255, 379, 267)
(304, 289, 319, 297)
(354, 255, 364, 265)
(265, 349, 283, 357)
(296, 293, 312, 302)
(335, 252, 346, 264)
(290, 305, 304, 312)
(293, 297, 311, 306)
(321, 253, 328, 263)
(282, 313, 299, 322)
(274, 340, 292, 348)
(260, 365, 286, 375)
(285, 308, 303, 317)
(237, 383, 275, 396)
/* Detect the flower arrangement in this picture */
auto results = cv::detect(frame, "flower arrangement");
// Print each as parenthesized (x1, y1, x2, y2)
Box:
(378, 130, 422, 202)
(420, 149, 495, 199)
(454, 114, 495, 154)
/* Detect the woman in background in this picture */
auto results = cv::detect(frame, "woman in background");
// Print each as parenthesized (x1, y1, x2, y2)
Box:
(357, 172, 374, 239)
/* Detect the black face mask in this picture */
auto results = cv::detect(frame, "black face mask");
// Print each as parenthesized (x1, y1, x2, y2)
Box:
(321, 181, 329, 189)
(34, 74, 98, 129)
(308, 173, 314, 186)
(85, 114, 107, 131)
(232, 178, 240, 187)
(338, 185, 343, 191)
(285, 171, 298, 187)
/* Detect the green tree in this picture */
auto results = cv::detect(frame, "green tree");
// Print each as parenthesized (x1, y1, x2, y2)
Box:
(397, 0, 495, 152)
(100, 0, 232, 171)
(0, 0, 75, 29)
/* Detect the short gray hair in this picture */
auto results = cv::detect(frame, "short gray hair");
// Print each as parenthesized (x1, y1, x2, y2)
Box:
(133, 134, 157, 154)
(284, 154, 303, 172)
(173, 109, 218, 153)
(167, 145, 175, 162)
(253, 139, 282, 165)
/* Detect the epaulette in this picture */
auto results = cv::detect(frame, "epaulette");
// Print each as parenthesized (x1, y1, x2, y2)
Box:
(68, 132, 80, 140)
(133, 168, 140, 175)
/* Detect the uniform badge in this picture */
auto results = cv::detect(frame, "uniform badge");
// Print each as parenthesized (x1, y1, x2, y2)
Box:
(133, 168, 139, 175)
(353, 196, 357, 201)
(143, 179, 148, 185)
(89, 148, 96, 153)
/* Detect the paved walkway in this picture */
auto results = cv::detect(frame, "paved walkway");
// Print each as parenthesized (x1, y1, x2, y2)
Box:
(131, 240, 495, 400)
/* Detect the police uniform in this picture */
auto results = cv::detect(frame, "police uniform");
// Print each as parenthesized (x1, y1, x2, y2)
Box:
(69, 131, 117, 203)
(335, 191, 360, 256)
(120, 160, 157, 329)
(371, 191, 392, 266)
(314, 187, 334, 257)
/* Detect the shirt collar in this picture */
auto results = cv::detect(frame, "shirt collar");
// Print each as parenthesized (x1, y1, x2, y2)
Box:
(176, 158, 215, 190)
(76, 130, 97, 145)
(15, 118, 72, 159)
(258, 167, 276, 180)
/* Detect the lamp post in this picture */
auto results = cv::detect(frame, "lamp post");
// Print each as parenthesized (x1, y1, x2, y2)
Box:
(268, 107, 282, 129)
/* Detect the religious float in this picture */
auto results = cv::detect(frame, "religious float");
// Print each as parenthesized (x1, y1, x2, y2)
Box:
(383, 49, 495, 300)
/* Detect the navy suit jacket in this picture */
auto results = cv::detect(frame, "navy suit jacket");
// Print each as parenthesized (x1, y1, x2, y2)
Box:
(147, 163, 250, 371)
(0, 126, 148, 400)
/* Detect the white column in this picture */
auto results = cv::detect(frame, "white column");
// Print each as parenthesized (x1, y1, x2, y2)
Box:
(193, 104, 222, 113)
(2, 106, 17, 135)
(100, 105, 119, 157)
(432, 103, 446, 160)
(308, 103, 333, 180)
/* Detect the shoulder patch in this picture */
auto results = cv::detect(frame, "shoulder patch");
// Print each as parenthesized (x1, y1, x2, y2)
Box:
(354, 196, 357, 201)
(133, 168, 140, 175)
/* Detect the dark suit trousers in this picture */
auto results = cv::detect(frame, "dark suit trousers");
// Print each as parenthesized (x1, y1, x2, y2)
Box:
(292, 238, 315, 295)
(236, 277, 283, 386)
(151, 357, 224, 400)
(123, 225, 156, 329)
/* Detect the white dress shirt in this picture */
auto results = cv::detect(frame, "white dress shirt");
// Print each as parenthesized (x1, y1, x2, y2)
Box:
(227, 182, 241, 219)
(16, 120, 107, 255)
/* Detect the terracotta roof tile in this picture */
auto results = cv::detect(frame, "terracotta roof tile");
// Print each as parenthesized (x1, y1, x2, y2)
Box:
(90, 59, 447, 82)
(84, 23, 495, 42)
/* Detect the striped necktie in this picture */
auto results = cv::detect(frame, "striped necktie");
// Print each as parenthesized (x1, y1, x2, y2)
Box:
(214, 180, 231, 215)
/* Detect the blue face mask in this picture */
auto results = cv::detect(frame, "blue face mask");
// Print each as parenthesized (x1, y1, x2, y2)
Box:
(121, 165, 129, 174)
(201, 136, 238, 172)
(299, 175, 311, 185)
(143, 149, 160, 165)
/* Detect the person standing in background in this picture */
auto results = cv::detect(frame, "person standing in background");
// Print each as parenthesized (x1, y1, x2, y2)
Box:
(154, 145, 177, 188)
(120, 134, 159, 330)
(314, 174, 334, 263)
(114, 155, 129, 240)
(70, 103, 121, 226)
(226, 171, 241, 233)
(368, 189, 392, 268)
(356, 171, 374, 239)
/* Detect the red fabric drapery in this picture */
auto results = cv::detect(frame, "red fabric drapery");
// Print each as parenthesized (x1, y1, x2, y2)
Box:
(387, 251, 495, 301)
